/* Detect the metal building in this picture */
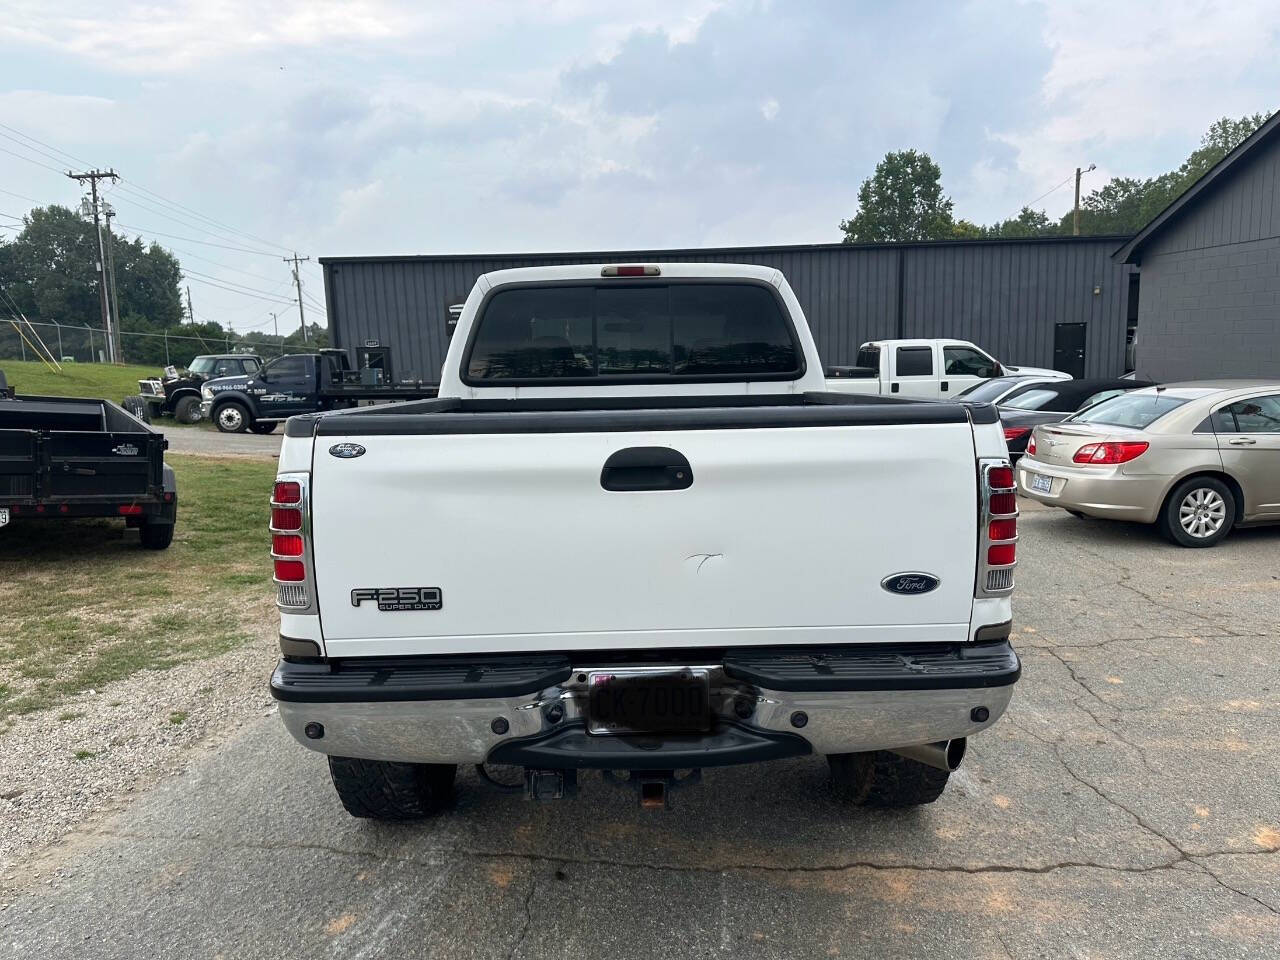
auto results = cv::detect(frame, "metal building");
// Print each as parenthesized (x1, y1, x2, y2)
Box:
(321, 235, 1133, 384)
(1116, 111, 1280, 381)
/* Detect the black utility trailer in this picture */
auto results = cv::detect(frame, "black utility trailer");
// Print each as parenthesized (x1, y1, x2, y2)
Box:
(0, 382, 177, 549)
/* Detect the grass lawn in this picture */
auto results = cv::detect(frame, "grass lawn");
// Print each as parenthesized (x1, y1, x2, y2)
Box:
(0, 454, 278, 723)
(1, 359, 160, 405)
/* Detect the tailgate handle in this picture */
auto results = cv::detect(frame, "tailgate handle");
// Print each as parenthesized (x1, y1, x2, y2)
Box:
(600, 447, 693, 492)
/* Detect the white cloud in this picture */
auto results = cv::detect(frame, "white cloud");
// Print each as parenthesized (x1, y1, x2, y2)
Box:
(760, 97, 779, 121)
(987, 0, 1280, 220)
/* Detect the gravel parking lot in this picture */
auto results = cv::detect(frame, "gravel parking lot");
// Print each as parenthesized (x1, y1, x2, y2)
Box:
(1, 499, 1277, 959)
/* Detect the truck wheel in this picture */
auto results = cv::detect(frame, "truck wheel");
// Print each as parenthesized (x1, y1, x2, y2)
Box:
(250, 421, 278, 435)
(122, 395, 151, 423)
(139, 521, 174, 550)
(327, 757, 457, 820)
(1159, 476, 1235, 547)
(173, 395, 202, 424)
(827, 751, 950, 807)
(214, 402, 250, 433)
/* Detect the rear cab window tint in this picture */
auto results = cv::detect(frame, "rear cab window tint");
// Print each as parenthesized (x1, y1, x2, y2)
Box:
(465, 282, 801, 382)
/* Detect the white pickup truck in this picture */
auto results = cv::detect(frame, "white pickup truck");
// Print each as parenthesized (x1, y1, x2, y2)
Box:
(826, 338, 1068, 399)
(269, 263, 1020, 818)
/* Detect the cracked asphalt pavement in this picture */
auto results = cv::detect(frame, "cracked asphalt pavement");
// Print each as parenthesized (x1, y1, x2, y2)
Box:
(3, 500, 1279, 958)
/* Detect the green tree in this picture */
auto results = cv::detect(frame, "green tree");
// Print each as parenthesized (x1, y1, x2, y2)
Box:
(1063, 111, 1272, 235)
(982, 206, 1056, 239)
(840, 150, 955, 243)
(0, 205, 185, 332)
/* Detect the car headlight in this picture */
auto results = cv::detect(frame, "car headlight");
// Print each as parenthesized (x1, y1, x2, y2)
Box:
(201, 385, 214, 400)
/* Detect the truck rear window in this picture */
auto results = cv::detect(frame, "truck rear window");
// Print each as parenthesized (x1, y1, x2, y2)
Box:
(465, 283, 801, 382)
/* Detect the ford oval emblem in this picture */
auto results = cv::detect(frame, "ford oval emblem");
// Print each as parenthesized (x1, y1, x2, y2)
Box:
(328, 442, 366, 459)
(881, 572, 941, 595)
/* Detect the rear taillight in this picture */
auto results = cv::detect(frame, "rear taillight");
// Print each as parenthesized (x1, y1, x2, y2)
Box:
(271, 507, 302, 530)
(1002, 426, 1030, 442)
(273, 559, 306, 581)
(1027, 434, 1037, 456)
(274, 481, 301, 504)
(1072, 441, 1149, 465)
(978, 460, 1017, 595)
(271, 473, 312, 610)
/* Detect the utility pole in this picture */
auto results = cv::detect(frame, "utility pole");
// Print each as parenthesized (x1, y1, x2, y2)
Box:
(186, 286, 195, 324)
(103, 203, 123, 357)
(283, 252, 310, 344)
(66, 168, 119, 362)
(1072, 163, 1096, 236)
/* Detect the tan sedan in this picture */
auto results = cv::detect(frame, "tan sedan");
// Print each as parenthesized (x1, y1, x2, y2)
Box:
(1017, 381, 1280, 547)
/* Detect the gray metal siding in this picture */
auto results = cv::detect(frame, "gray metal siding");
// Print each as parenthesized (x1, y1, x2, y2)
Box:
(323, 238, 1132, 382)
(1135, 137, 1280, 381)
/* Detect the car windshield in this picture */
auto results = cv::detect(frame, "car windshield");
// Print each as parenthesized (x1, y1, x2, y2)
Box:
(1002, 387, 1059, 410)
(1067, 392, 1192, 428)
(187, 357, 215, 375)
(958, 378, 1023, 402)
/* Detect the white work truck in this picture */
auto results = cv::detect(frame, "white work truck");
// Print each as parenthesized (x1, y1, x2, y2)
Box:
(269, 263, 1020, 817)
(826, 338, 1068, 399)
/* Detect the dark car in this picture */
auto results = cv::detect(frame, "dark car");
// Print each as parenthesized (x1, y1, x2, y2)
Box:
(137, 354, 262, 424)
(998, 377, 1156, 458)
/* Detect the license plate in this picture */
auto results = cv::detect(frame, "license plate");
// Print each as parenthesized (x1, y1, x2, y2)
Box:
(1029, 472, 1053, 494)
(586, 670, 711, 736)
(0, 507, 8, 528)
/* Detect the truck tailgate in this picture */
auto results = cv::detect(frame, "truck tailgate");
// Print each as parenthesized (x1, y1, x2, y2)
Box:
(311, 422, 978, 656)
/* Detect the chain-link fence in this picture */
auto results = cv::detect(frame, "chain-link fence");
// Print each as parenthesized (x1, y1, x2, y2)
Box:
(1, 319, 286, 368)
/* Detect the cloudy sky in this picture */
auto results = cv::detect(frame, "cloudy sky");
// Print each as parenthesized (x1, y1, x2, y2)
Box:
(0, 0, 1277, 331)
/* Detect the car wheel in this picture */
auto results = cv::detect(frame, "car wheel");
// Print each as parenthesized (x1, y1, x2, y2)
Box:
(173, 395, 202, 424)
(327, 757, 456, 820)
(214, 402, 250, 433)
(827, 751, 950, 807)
(1160, 477, 1235, 548)
(139, 521, 174, 550)
(250, 421, 278, 435)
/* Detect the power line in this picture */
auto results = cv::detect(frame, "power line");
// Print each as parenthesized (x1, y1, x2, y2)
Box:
(162, 243, 288, 285)
(109, 188, 294, 256)
(181, 266, 296, 300)
(184, 273, 297, 304)
(115, 180, 295, 255)
(0, 186, 45, 205)
(0, 143, 67, 176)
(0, 120, 299, 258)
(112, 221, 280, 256)
(0, 121, 95, 168)
(1005, 172, 1076, 222)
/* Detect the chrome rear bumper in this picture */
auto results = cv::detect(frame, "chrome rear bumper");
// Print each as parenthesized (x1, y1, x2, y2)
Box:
(272, 643, 1018, 766)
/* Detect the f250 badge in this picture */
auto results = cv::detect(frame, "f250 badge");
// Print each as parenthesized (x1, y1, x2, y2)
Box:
(329, 443, 366, 459)
(881, 572, 941, 595)
(111, 443, 140, 456)
(351, 587, 442, 611)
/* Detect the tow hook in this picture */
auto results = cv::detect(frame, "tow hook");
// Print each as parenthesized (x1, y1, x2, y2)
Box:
(524, 768, 577, 802)
(601, 769, 702, 810)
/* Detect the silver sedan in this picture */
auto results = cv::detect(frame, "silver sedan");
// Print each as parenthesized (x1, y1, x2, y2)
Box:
(1016, 380, 1280, 547)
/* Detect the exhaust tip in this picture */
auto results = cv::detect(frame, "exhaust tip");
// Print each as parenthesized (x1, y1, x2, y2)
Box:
(890, 738, 967, 772)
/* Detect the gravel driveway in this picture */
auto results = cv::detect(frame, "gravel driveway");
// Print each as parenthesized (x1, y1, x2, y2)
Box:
(1, 500, 1277, 958)
(163, 425, 281, 459)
